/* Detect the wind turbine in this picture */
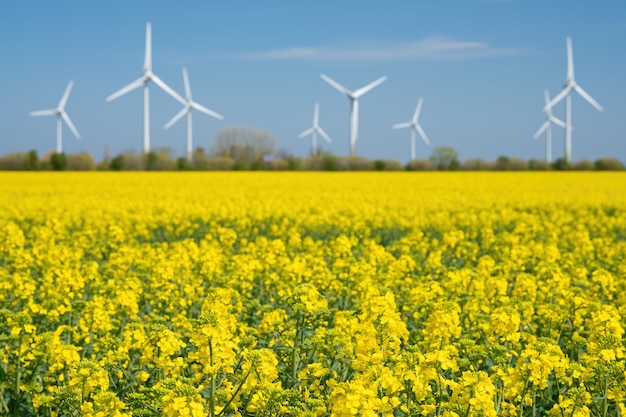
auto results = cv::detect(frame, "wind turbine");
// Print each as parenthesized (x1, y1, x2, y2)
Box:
(106, 22, 185, 154)
(29, 81, 80, 154)
(164, 67, 223, 162)
(544, 37, 603, 163)
(320, 74, 387, 157)
(392, 98, 430, 161)
(534, 89, 566, 163)
(299, 103, 332, 156)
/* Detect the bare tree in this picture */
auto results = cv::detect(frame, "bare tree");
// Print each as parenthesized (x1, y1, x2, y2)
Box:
(211, 126, 276, 166)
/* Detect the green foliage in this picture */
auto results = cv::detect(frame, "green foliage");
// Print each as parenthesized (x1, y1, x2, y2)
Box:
(0, 152, 28, 170)
(145, 151, 158, 171)
(322, 153, 338, 171)
(26, 150, 39, 170)
(110, 155, 125, 171)
(572, 159, 594, 171)
(406, 158, 433, 171)
(176, 157, 189, 171)
(594, 158, 624, 171)
(528, 159, 550, 171)
(50, 152, 67, 171)
(429, 146, 460, 170)
(464, 158, 493, 170)
(552, 158, 570, 171)
(66, 152, 95, 170)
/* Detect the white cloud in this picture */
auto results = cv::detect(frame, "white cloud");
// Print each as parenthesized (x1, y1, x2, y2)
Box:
(239, 36, 520, 61)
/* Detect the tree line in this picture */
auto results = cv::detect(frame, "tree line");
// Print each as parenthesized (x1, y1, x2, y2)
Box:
(1, 126, 623, 171)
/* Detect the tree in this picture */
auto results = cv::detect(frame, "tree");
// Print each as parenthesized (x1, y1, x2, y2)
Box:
(50, 153, 67, 171)
(429, 146, 460, 170)
(26, 150, 39, 170)
(211, 126, 276, 167)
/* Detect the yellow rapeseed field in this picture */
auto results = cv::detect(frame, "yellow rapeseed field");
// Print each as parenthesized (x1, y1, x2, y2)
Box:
(1, 172, 625, 417)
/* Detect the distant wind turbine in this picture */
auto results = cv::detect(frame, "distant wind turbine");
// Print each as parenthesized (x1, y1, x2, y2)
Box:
(165, 67, 223, 162)
(321, 74, 386, 157)
(544, 37, 603, 163)
(534, 89, 566, 163)
(299, 103, 332, 156)
(29, 81, 80, 154)
(106, 22, 185, 154)
(392, 98, 430, 160)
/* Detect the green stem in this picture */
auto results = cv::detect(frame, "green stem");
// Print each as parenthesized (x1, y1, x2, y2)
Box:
(209, 340, 215, 417)
(602, 378, 609, 417)
(14, 334, 23, 415)
(291, 317, 301, 387)
(217, 366, 254, 417)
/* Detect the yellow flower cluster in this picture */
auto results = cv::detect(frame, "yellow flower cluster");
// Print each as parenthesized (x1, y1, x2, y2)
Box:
(1, 172, 625, 416)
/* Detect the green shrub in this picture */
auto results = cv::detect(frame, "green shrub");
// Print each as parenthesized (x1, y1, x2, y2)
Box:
(594, 158, 624, 171)
(406, 159, 433, 171)
(50, 153, 67, 171)
(572, 159, 594, 171)
(301, 157, 325, 171)
(0, 152, 27, 170)
(110, 155, 125, 171)
(206, 157, 235, 170)
(66, 152, 95, 170)
(528, 159, 550, 171)
(464, 158, 493, 171)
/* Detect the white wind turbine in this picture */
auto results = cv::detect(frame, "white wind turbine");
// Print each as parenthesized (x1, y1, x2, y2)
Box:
(392, 98, 430, 161)
(534, 89, 566, 163)
(106, 22, 185, 154)
(544, 37, 603, 163)
(299, 102, 332, 156)
(320, 74, 387, 157)
(29, 81, 80, 154)
(164, 67, 223, 162)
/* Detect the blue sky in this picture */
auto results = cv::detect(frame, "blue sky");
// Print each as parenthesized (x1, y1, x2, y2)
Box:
(1, 0, 625, 163)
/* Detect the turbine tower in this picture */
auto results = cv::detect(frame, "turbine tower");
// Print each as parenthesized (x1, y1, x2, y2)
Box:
(29, 81, 80, 154)
(534, 89, 566, 163)
(321, 74, 387, 157)
(299, 102, 332, 156)
(392, 98, 430, 161)
(106, 22, 185, 154)
(544, 37, 603, 163)
(164, 67, 223, 162)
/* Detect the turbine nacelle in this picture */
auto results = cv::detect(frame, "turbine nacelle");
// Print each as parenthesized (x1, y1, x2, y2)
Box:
(29, 80, 81, 153)
(164, 67, 223, 161)
(320, 73, 386, 156)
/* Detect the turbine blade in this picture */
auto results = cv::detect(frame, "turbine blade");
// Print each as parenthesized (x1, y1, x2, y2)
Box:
(566, 36, 574, 81)
(106, 76, 146, 101)
(150, 74, 186, 105)
(416, 124, 430, 145)
(299, 127, 314, 138)
(413, 98, 423, 122)
(544, 86, 570, 111)
(59, 81, 74, 109)
(144, 22, 152, 72)
(314, 102, 319, 126)
(317, 127, 332, 143)
(61, 112, 80, 139)
(549, 116, 566, 128)
(544, 89, 550, 106)
(29, 109, 57, 116)
(320, 74, 352, 97)
(573, 84, 603, 112)
(183, 67, 191, 100)
(353, 75, 387, 97)
(191, 102, 224, 120)
(164, 107, 189, 129)
(533, 121, 550, 139)
(392, 122, 412, 129)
